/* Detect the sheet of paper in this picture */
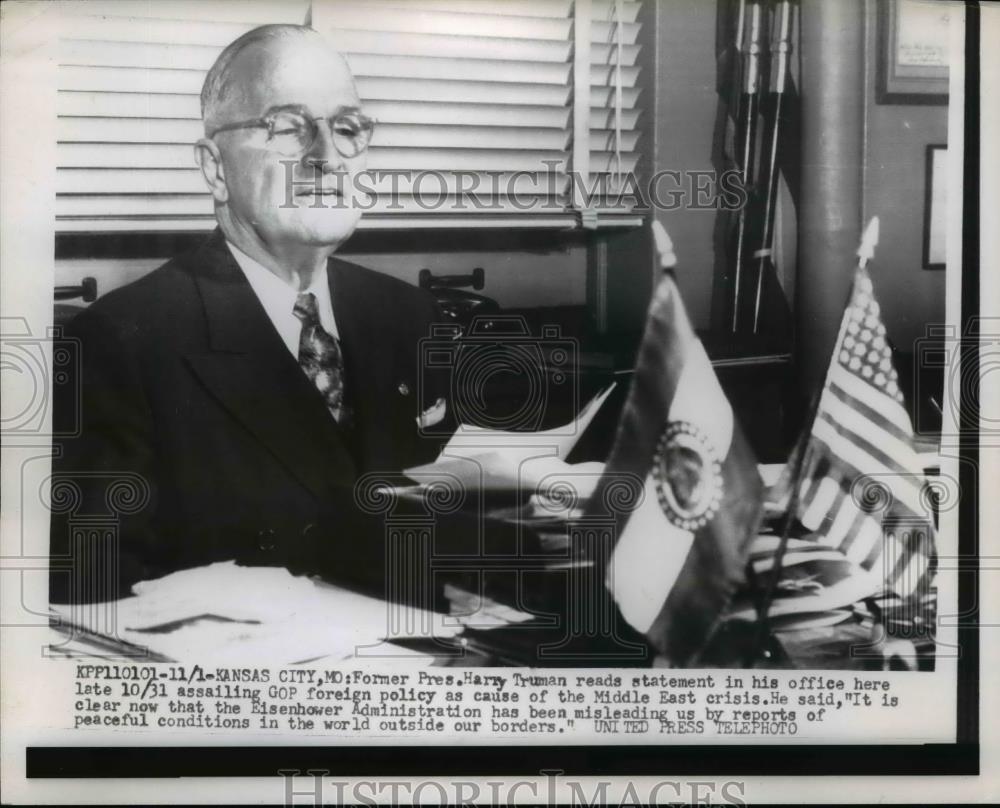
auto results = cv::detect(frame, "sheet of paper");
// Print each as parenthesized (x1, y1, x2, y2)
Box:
(437, 382, 616, 461)
(403, 383, 615, 491)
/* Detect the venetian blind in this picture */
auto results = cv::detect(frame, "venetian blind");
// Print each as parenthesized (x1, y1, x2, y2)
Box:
(56, 0, 642, 233)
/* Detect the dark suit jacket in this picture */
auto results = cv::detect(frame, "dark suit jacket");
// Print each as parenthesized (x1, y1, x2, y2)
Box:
(50, 230, 459, 602)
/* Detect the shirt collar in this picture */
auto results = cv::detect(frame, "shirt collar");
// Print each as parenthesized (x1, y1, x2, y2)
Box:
(225, 241, 339, 351)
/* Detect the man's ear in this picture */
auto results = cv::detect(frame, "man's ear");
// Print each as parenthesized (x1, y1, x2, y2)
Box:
(194, 138, 228, 203)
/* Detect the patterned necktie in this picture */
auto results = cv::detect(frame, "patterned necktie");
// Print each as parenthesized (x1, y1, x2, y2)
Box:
(293, 292, 349, 425)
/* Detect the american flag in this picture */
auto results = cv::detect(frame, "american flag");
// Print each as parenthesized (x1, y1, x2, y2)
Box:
(794, 264, 936, 601)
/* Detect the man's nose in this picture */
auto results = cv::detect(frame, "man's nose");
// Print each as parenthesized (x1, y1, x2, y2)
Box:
(303, 120, 345, 173)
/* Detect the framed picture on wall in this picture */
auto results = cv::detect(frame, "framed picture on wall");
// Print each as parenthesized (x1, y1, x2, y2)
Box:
(877, 0, 950, 104)
(923, 144, 947, 269)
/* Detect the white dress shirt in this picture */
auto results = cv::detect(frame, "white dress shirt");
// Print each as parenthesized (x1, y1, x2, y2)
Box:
(226, 241, 340, 359)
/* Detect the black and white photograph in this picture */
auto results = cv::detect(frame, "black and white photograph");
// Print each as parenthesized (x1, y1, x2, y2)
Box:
(0, 0, 995, 803)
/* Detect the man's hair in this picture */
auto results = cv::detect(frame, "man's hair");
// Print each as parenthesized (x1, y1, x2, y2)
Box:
(200, 24, 325, 129)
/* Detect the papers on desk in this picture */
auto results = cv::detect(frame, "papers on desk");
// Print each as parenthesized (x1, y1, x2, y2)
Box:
(51, 561, 459, 664)
(727, 535, 881, 623)
(403, 383, 615, 493)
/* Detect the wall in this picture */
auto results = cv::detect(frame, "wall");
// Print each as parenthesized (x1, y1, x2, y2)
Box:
(623, 0, 949, 350)
(646, 0, 722, 331)
(861, 0, 948, 353)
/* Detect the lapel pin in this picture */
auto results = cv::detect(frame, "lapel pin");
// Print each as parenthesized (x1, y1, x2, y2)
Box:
(416, 397, 447, 429)
(398, 382, 410, 396)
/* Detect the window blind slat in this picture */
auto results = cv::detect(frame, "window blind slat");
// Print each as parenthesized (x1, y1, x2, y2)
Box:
(58, 169, 205, 195)
(344, 54, 571, 85)
(590, 86, 640, 109)
(588, 153, 639, 174)
(376, 125, 572, 151)
(61, 39, 576, 82)
(58, 119, 573, 150)
(58, 91, 201, 119)
(591, 21, 640, 46)
(57, 66, 574, 108)
(354, 196, 568, 215)
(58, 65, 205, 95)
(352, 147, 574, 172)
(360, 77, 571, 107)
(312, 6, 572, 41)
(327, 30, 569, 62)
(589, 130, 640, 152)
(61, 0, 310, 24)
(338, 0, 572, 19)
(57, 218, 216, 232)
(65, 17, 298, 48)
(58, 117, 203, 144)
(590, 42, 640, 67)
(592, 0, 641, 24)
(56, 214, 650, 233)
(57, 194, 214, 217)
(57, 93, 578, 130)
(367, 102, 571, 129)
(56, 195, 570, 219)
(589, 64, 640, 88)
(58, 145, 569, 172)
(589, 107, 640, 130)
(60, 39, 221, 71)
(57, 170, 569, 201)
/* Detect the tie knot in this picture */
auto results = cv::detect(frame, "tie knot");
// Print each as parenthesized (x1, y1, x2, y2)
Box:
(293, 292, 319, 324)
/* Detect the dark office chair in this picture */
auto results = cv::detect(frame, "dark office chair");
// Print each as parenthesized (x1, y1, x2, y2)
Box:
(418, 267, 500, 329)
(54, 276, 97, 328)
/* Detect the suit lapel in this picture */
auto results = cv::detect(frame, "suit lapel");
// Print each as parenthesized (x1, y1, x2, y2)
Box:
(185, 231, 358, 495)
(329, 258, 380, 397)
(329, 257, 409, 410)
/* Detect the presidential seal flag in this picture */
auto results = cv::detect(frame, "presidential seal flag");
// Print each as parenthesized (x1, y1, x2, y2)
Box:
(586, 222, 764, 665)
(790, 218, 936, 603)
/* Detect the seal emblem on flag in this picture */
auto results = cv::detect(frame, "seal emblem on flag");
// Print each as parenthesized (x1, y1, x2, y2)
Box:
(652, 421, 724, 531)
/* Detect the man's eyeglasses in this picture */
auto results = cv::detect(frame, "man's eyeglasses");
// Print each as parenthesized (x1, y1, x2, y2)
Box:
(209, 106, 376, 158)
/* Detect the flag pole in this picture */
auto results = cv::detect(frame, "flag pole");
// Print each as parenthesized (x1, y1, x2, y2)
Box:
(745, 217, 881, 666)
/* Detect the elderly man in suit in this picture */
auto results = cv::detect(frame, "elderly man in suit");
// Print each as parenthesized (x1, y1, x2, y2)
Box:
(50, 25, 460, 602)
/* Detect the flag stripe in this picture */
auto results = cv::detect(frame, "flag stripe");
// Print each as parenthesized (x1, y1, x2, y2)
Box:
(827, 378, 913, 447)
(828, 363, 913, 435)
(824, 488, 860, 547)
(816, 406, 920, 485)
(653, 417, 762, 664)
(897, 553, 928, 596)
(838, 504, 869, 555)
(886, 536, 912, 586)
(882, 534, 903, 577)
(846, 514, 883, 567)
(798, 453, 831, 512)
(824, 383, 921, 468)
(800, 476, 839, 530)
(669, 338, 734, 452)
(811, 418, 925, 515)
(860, 520, 885, 568)
(608, 476, 696, 633)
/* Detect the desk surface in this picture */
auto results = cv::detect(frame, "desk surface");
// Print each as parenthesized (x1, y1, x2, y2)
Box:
(48, 566, 929, 670)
